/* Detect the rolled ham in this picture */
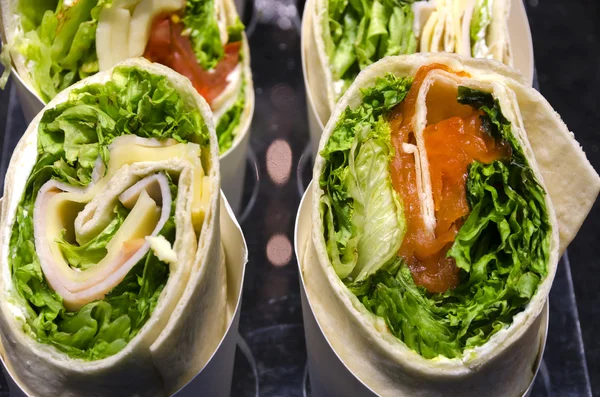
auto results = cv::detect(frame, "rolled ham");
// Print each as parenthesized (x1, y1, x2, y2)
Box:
(33, 171, 172, 310)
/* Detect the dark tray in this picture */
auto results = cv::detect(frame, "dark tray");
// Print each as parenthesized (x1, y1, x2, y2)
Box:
(0, 0, 594, 396)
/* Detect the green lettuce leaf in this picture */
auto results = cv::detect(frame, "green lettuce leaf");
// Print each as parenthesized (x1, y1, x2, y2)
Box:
(57, 203, 129, 271)
(216, 80, 246, 154)
(359, 259, 462, 359)
(183, 0, 225, 70)
(183, 0, 246, 69)
(226, 17, 246, 43)
(17, 0, 58, 32)
(320, 73, 411, 279)
(325, 0, 416, 99)
(9, 66, 206, 360)
(330, 10, 360, 83)
(470, 0, 492, 57)
(384, 5, 416, 57)
(345, 118, 404, 281)
(36, 66, 210, 186)
(16, 0, 108, 101)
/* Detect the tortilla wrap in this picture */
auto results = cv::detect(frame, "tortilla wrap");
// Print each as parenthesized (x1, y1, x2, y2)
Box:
(305, 53, 599, 397)
(0, 0, 254, 157)
(0, 58, 237, 397)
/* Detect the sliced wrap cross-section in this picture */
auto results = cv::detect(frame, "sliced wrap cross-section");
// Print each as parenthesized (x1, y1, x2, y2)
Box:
(0, 60, 242, 397)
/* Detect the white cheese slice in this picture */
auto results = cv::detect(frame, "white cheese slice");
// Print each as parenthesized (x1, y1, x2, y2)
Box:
(420, 10, 439, 53)
(192, 170, 212, 233)
(97, 0, 140, 71)
(429, 0, 446, 53)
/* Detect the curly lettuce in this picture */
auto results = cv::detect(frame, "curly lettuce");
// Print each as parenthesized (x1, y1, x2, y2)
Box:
(470, 0, 492, 58)
(9, 66, 209, 360)
(320, 73, 411, 279)
(16, 0, 108, 102)
(320, 81, 551, 359)
(324, 0, 416, 98)
(216, 80, 246, 154)
(183, 0, 224, 70)
(183, 0, 246, 70)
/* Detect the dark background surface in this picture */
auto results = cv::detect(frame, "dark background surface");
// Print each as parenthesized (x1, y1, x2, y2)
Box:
(524, 0, 600, 394)
(0, 0, 597, 396)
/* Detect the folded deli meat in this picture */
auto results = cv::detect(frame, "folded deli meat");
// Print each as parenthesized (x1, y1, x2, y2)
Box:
(306, 53, 600, 396)
(0, 60, 229, 396)
(1, 0, 253, 154)
(304, 0, 513, 123)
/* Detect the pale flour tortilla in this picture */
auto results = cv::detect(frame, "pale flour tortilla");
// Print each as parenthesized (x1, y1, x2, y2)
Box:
(306, 53, 599, 396)
(0, 59, 231, 397)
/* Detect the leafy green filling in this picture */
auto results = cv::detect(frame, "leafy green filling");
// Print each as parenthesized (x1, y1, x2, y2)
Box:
(319, 73, 411, 279)
(183, 0, 246, 70)
(227, 17, 246, 43)
(324, 0, 416, 98)
(57, 203, 129, 271)
(470, 0, 492, 57)
(320, 81, 551, 359)
(216, 79, 246, 154)
(9, 65, 208, 360)
(16, 0, 108, 102)
(183, 0, 224, 70)
(344, 117, 405, 281)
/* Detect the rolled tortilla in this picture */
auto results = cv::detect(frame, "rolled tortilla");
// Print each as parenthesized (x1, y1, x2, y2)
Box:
(0, 0, 253, 156)
(307, 53, 599, 397)
(305, 0, 513, 124)
(0, 59, 234, 396)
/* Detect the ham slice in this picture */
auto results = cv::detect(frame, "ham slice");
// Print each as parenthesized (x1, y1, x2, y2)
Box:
(31, 135, 210, 310)
(33, 173, 172, 310)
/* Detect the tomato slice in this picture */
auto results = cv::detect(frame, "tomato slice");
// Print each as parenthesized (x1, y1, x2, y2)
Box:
(143, 14, 241, 107)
